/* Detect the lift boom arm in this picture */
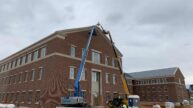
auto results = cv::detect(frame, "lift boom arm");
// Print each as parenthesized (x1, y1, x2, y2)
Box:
(74, 26, 96, 97)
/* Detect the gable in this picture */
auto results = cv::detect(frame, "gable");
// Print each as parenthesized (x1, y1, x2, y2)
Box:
(56, 26, 123, 57)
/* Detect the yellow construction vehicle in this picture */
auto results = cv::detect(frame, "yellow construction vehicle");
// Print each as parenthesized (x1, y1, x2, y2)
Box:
(97, 23, 140, 108)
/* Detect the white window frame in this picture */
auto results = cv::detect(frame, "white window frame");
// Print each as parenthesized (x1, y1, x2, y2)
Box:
(92, 51, 100, 64)
(27, 53, 32, 63)
(106, 73, 109, 84)
(70, 45, 76, 57)
(22, 56, 26, 65)
(69, 67, 75, 79)
(40, 47, 46, 58)
(33, 50, 39, 61)
(105, 56, 109, 65)
(81, 68, 85, 80)
(38, 67, 43, 80)
(112, 58, 115, 67)
(31, 69, 35, 81)
(113, 74, 116, 85)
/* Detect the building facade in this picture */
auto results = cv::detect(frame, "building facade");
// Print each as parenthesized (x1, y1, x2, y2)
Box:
(125, 67, 189, 103)
(0, 26, 125, 107)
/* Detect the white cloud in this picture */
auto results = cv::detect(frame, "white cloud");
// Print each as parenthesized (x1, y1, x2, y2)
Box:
(0, 0, 193, 84)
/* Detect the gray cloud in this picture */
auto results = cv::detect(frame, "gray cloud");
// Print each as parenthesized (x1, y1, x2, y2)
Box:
(0, 0, 193, 84)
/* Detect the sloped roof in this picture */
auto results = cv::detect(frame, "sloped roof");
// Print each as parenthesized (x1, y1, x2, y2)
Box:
(0, 25, 122, 64)
(125, 67, 179, 79)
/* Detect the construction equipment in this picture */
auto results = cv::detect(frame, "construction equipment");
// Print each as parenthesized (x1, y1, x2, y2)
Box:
(61, 25, 97, 107)
(97, 24, 140, 108)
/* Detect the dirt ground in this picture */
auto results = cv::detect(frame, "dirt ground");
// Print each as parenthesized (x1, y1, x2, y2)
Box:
(140, 102, 193, 108)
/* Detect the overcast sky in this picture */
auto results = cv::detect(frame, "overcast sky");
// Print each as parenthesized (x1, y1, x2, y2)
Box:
(0, 0, 193, 84)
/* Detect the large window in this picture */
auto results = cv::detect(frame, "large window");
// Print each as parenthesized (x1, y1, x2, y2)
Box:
(69, 67, 75, 79)
(92, 51, 100, 64)
(70, 46, 76, 57)
(40, 47, 46, 58)
(92, 72, 99, 82)
(33, 50, 39, 61)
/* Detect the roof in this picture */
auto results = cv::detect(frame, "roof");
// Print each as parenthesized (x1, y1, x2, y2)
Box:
(0, 25, 123, 64)
(125, 67, 179, 79)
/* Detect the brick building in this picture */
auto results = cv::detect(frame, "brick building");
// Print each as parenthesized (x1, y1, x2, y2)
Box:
(0, 26, 125, 107)
(125, 67, 189, 102)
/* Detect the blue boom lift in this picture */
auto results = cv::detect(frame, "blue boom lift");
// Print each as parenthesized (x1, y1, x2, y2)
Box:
(61, 25, 97, 107)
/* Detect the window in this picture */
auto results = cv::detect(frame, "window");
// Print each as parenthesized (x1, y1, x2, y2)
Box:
(8, 62, 11, 70)
(13, 75, 16, 84)
(17, 74, 20, 83)
(70, 45, 76, 57)
(35, 91, 41, 102)
(19, 73, 22, 83)
(31, 70, 35, 81)
(15, 92, 19, 102)
(23, 72, 27, 82)
(21, 92, 26, 103)
(106, 73, 110, 83)
(17, 58, 21, 66)
(27, 53, 32, 63)
(68, 90, 74, 97)
(92, 72, 98, 82)
(105, 56, 109, 65)
(22, 56, 26, 65)
(112, 58, 115, 67)
(164, 86, 168, 92)
(69, 67, 75, 79)
(25, 71, 28, 82)
(179, 78, 181, 84)
(33, 50, 39, 61)
(0, 66, 2, 72)
(27, 91, 32, 103)
(112, 74, 116, 84)
(40, 47, 46, 58)
(81, 68, 85, 80)
(38, 68, 44, 80)
(92, 51, 100, 64)
(12, 60, 16, 68)
(82, 91, 86, 99)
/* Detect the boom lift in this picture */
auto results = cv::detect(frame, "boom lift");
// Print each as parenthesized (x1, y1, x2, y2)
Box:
(61, 25, 97, 107)
(60, 23, 140, 107)
(97, 24, 140, 108)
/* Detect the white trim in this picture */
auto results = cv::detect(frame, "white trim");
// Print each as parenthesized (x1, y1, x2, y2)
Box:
(68, 89, 74, 91)
(91, 68, 102, 72)
(0, 33, 64, 63)
(71, 44, 77, 47)
(69, 66, 76, 68)
(91, 49, 102, 53)
(0, 52, 119, 75)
